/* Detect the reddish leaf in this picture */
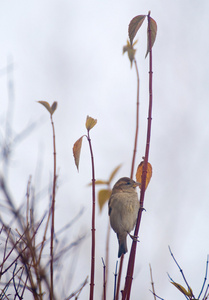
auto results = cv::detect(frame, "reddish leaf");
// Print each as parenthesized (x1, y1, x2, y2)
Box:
(73, 136, 84, 171)
(136, 161, 152, 189)
(128, 15, 146, 45)
(145, 17, 157, 58)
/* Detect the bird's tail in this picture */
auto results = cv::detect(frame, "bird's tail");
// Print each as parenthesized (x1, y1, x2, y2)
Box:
(118, 237, 128, 258)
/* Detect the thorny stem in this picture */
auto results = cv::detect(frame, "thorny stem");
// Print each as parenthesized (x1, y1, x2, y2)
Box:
(50, 114, 57, 300)
(87, 130, 96, 300)
(122, 11, 154, 300)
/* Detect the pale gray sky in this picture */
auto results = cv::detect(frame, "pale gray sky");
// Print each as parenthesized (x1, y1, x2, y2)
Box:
(0, 1, 209, 299)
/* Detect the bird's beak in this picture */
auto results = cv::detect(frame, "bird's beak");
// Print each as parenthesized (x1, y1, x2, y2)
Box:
(133, 181, 141, 188)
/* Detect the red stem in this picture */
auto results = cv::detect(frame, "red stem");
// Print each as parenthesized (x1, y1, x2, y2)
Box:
(50, 114, 57, 300)
(122, 12, 153, 300)
(87, 130, 96, 300)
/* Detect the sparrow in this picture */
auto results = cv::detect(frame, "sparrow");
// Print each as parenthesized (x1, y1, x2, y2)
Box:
(108, 177, 140, 258)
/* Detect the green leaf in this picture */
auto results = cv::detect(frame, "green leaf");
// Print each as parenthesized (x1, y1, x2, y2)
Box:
(128, 15, 146, 45)
(73, 136, 84, 171)
(145, 16, 157, 58)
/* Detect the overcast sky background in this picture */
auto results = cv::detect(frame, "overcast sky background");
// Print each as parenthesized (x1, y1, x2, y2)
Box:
(1, 0, 209, 299)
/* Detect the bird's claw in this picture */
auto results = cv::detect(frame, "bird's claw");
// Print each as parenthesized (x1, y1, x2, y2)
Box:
(129, 233, 139, 242)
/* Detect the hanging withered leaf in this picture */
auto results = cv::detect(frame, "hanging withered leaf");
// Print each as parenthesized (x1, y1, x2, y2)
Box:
(38, 101, 58, 115)
(98, 189, 112, 213)
(171, 282, 193, 297)
(128, 15, 146, 45)
(123, 40, 137, 68)
(145, 16, 157, 58)
(73, 136, 84, 171)
(85, 115, 97, 131)
(108, 164, 122, 184)
(136, 161, 152, 189)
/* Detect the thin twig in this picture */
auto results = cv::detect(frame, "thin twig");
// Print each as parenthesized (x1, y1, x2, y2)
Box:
(130, 59, 140, 180)
(101, 258, 106, 300)
(116, 255, 124, 300)
(87, 130, 96, 300)
(50, 114, 57, 300)
(113, 261, 118, 300)
(168, 246, 195, 299)
(149, 264, 156, 300)
(198, 255, 209, 299)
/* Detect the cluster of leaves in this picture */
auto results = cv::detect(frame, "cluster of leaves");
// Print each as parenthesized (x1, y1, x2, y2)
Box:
(123, 13, 157, 67)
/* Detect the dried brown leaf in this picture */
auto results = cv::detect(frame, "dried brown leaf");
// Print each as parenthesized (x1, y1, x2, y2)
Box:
(87, 180, 109, 186)
(128, 15, 146, 45)
(85, 115, 97, 131)
(136, 161, 152, 189)
(98, 189, 112, 213)
(51, 101, 58, 115)
(38, 101, 52, 115)
(145, 17, 157, 58)
(171, 282, 193, 297)
(73, 136, 84, 171)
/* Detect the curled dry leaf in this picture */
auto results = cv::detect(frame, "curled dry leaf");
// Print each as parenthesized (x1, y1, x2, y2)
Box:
(51, 101, 58, 115)
(73, 136, 84, 171)
(38, 101, 52, 115)
(145, 16, 157, 58)
(123, 40, 137, 68)
(98, 189, 112, 213)
(86, 115, 97, 131)
(128, 15, 146, 45)
(136, 161, 152, 189)
(171, 282, 193, 297)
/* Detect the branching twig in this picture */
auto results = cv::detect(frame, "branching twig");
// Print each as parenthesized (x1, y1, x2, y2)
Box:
(168, 246, 195, 299)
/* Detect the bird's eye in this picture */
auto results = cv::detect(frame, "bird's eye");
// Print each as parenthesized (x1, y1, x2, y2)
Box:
(126, 181, 131, 185)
